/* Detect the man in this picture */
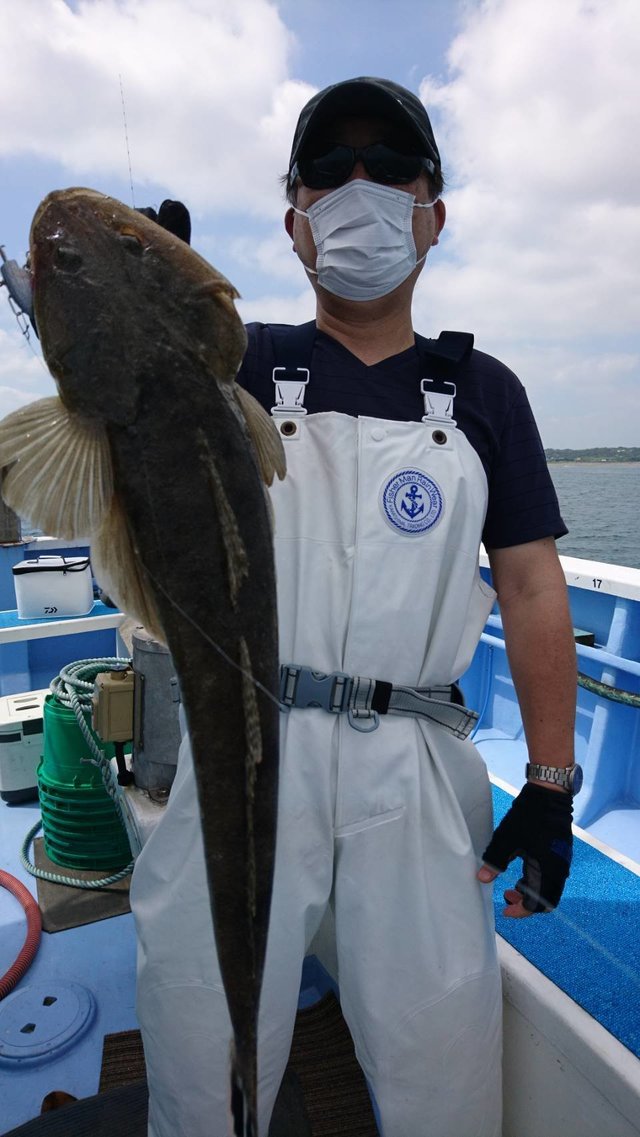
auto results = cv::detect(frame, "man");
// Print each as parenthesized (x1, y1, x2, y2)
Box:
(130, 77, 578, 1137)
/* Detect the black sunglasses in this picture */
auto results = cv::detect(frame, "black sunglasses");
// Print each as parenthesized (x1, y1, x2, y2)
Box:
(290, 143, 436, 191)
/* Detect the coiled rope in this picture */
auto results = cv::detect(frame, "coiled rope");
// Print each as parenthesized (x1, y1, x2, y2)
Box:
(22, 658, 135, 889)
(20, 819, 133, 889)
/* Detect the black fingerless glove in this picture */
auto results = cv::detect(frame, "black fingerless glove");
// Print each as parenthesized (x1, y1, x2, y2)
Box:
(136, 201, 192, 245)
(482, 782, 573, 913)
(157, 200, 191, 245)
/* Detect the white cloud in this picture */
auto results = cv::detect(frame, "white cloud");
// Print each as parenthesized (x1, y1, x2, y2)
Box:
(0, 310, 54, 414)
(226, 224, 305, 286)
(424, 0, 640, 202)
(0, 0, 317, 420)
(0, 0, 637, 449)
(237, 287, 315, 327)
(488, 343, 639, 448)
(416, 0, 640, 338)
(0, 0, 314, 218)
(412, 0, 640, 444)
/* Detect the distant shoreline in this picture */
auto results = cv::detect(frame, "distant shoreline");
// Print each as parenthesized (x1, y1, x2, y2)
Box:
(545, 449, 639, 463)
(547, 460, 640, 466)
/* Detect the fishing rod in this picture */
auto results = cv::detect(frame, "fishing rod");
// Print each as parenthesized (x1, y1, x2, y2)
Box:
(119, 72, 136, 209)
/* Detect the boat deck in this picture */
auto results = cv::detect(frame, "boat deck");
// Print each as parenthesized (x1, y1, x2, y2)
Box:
(0, 800, 137, 1133)
(2, 779, 639, 1134)
(489, 780, 640, 1062)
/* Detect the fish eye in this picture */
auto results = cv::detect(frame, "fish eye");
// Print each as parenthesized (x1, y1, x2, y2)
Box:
(54, 246, 83, 272)
(118, 230, 145, 256)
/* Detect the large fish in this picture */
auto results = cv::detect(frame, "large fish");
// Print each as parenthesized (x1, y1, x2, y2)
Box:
(0, 188, 286, 1137)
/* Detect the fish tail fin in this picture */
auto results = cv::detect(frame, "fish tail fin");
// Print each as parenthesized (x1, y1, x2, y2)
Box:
(229, 1045, 257, 1137)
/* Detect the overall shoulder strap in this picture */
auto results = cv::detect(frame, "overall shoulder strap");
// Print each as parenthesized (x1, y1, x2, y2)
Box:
(414, 330, 474, 378)
(415, 331, 474, 424)
(267, 321, 317, 376)
(267, 321, 317, 418)
(268, 322, 472, 376)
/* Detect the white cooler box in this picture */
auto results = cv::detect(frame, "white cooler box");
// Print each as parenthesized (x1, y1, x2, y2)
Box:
(12, 555, 94, 619)
(0, 689, 48, 803)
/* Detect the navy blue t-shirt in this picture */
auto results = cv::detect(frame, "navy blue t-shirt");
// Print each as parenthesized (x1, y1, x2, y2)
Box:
(237, 322, 567, 550)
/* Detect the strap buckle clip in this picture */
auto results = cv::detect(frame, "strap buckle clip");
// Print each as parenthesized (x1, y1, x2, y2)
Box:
(280, 665, 352, 714)
(420, 378, 456, 424)
(271, 367, 310, 416)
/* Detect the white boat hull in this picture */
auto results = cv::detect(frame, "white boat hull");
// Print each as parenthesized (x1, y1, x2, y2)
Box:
(500, 937, 640, 1137)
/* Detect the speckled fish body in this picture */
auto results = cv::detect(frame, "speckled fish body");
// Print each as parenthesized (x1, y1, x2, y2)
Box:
(1, 188, 285, 1136)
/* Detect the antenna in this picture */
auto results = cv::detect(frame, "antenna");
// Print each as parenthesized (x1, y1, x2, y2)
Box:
(119, 73, 136, 207)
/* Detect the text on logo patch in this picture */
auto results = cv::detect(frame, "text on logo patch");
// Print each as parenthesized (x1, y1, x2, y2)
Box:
(380, 468, 444, 535)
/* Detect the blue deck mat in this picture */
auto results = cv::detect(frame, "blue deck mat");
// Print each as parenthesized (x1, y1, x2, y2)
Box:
(491, 784, 640, 1058)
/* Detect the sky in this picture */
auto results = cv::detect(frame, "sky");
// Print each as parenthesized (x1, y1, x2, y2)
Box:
(0, 0, 638, 448)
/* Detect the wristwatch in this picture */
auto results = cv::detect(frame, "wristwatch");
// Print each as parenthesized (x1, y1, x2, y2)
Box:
(526, 762, 584, 795)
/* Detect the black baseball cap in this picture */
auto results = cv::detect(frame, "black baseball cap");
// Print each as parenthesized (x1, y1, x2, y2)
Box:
(288, 77, 441, 173)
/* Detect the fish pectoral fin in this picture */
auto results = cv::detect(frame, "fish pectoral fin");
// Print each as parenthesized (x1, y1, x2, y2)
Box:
(91, 493, 166, 641)
(235, 385, 287, 487)
(0, 396, 113, 539)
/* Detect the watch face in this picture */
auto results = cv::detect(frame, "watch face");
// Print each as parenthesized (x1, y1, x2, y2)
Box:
(570, 765, 584, 794)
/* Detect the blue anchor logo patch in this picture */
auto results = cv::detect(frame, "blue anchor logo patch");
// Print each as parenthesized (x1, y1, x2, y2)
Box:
(381, 468, 444, 535)
(401, 484, 425, 520)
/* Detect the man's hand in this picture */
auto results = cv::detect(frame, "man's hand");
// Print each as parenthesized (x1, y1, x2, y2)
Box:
(477, 783, 573, 917)
(137, 201, 191, 245)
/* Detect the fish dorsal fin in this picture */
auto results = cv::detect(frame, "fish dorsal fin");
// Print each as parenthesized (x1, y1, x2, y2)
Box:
(0, 396, 113, 539)
(91, 493, 166, 644)
(234, 385, 286, 487)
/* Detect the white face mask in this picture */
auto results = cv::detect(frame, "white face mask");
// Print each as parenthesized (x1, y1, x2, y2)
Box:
(293, 179, 438, 302)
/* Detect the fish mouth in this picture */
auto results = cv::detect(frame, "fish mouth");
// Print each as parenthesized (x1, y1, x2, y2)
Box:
(30, 187, 149, 251)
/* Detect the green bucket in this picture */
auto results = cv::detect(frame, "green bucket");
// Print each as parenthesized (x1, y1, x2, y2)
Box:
(37, 694, 131, 870)
(38, 695, 112, 787)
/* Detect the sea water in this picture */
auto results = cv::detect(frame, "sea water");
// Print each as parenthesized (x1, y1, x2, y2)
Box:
(20, 464, 640, 570)
(550, 463, 640, 570)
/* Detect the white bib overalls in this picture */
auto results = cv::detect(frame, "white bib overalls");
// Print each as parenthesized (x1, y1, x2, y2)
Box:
(130, 382, 503, 1137)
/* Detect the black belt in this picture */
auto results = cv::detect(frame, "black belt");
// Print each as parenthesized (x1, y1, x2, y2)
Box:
(279, 665, 478, 738)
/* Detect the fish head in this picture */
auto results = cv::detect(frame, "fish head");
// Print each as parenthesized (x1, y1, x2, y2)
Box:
(30, 188, 247, 425)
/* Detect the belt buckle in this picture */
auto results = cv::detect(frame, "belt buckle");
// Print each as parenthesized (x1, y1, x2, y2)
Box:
(279, 665, 351, 713)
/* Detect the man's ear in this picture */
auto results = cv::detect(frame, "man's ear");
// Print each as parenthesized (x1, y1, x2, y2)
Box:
(284, 207, 295, 242)
(431, 198, 446, 247)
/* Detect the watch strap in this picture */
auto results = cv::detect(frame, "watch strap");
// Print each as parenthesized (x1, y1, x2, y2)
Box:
(526, 763, 575, 791)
